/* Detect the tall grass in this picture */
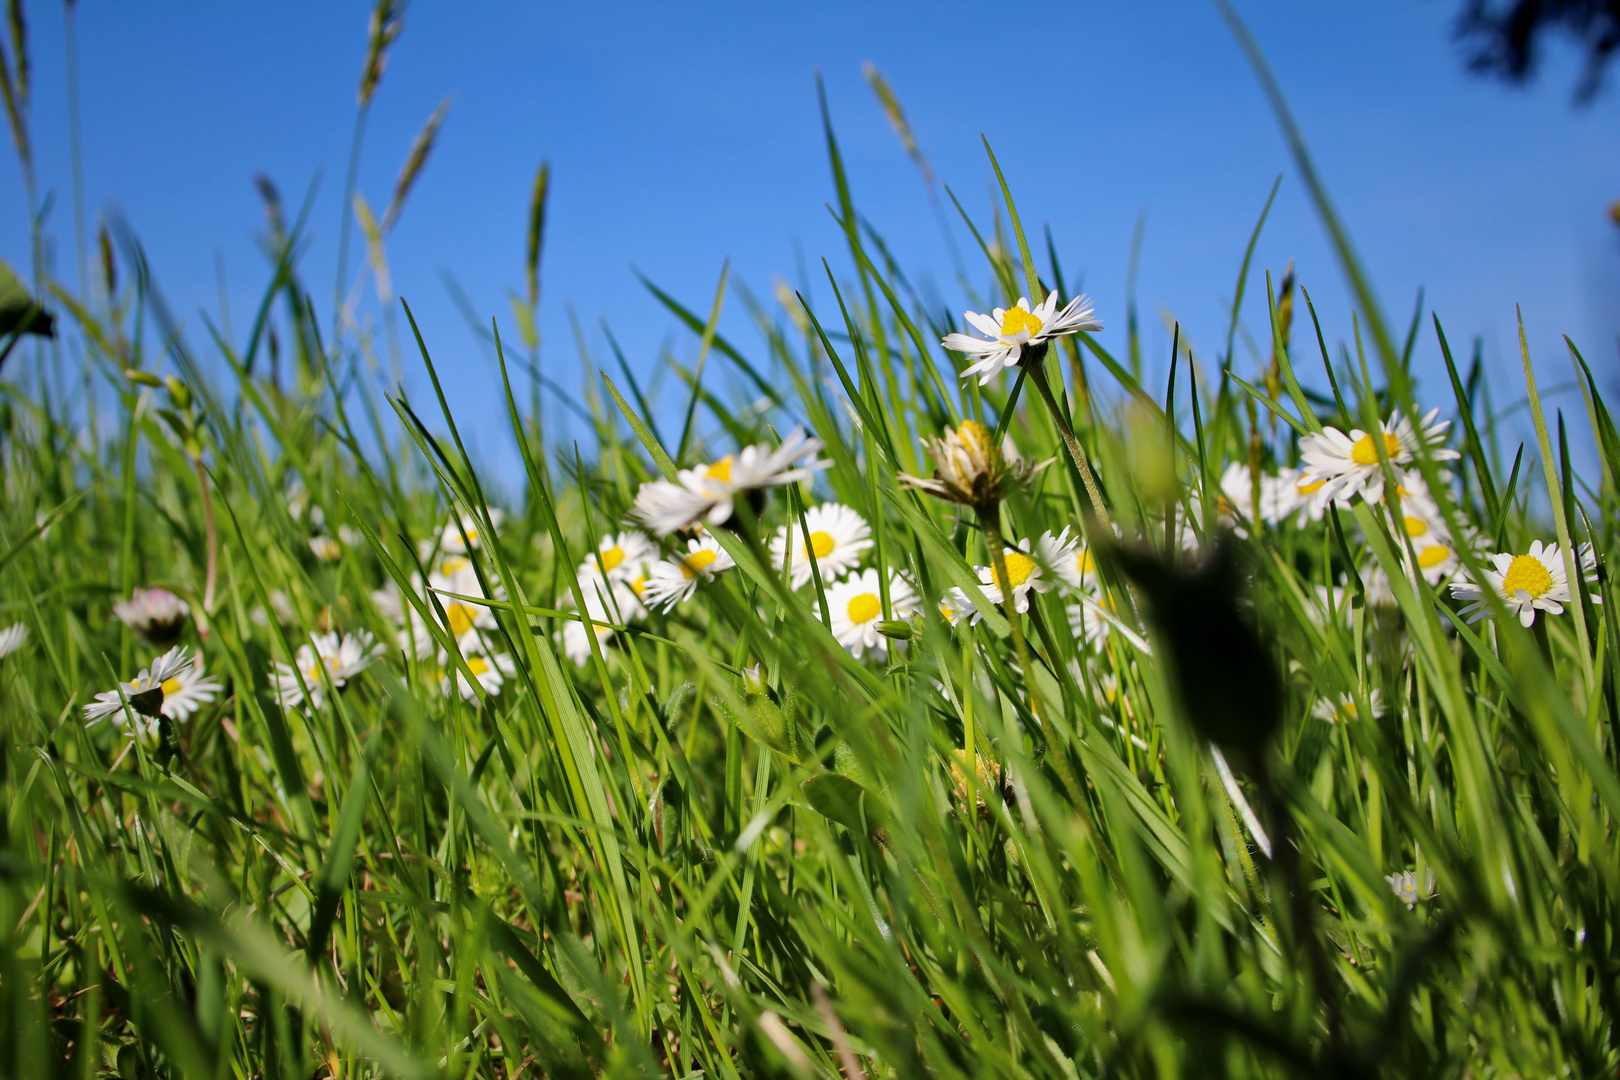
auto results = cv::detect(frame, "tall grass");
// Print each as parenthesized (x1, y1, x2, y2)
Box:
(1, 6, 1618, 1080)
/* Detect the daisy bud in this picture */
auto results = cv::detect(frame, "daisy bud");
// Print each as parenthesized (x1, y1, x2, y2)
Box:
(898, 419, 1048, 512)
(163, 376, 192, 410)
(125, 368, 162, 388)
(876, 620, 914, 641)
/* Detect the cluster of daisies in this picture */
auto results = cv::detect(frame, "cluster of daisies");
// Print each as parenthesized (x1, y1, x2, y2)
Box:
(370, 511, 516, 700)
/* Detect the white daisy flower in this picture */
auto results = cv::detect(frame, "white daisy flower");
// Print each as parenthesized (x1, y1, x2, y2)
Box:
(439, 509, 504, 555)
(83, 646, 196, 724)
(561, 576, 644, 666)
(966, 529, 1075, 619)
(1379, 474, 1465, 586)
(272, 630, 383, 710)
(0, 623, 28, 659)
(937, 587, 970, 627)
(1311, 688, 1384, 724)
(159, 659, 224, 721)
(440, 650, 515, 700)
(414, 560, 501, 655)
(113, 587, 191, 645)
(1386, 867, 1436, 908)
(338, 525, 364, 548)
(770, 503, 872, 589)
(630, 428, 830, 536)
(1449, 539, 1595, 628)
(1296, 407, 1459, 507)
(580, 530, 655, 584)
(827, 568, 918, 661)
(309, 535, 342, 562)
(941, 290, 1102, 385)
(1206, 462, 1305, 533)
(641, 536, 736, 611)
(1065, 593, 1124, 651)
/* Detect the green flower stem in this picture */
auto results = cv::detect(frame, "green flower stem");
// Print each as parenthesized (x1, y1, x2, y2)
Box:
(1025, 350, 1112, 537)
(976, 505, 1045, 734)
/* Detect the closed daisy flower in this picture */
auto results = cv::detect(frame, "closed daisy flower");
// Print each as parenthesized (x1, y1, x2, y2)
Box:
(641, 536, 736, 611)
(0, 623, 27, 660)
(272, 630, 383, 710)
(630, 429, 829, 537)
(113, 587, 190, 645)
(84, 646, 196, 724)
(827, 568, 917, 660)
(770, 503, 872, 588)
(1296, 407, 1458, 507)
(440, 650, 515, 700)
(1450, 539, 1595, 628)
(941, 290, 1101, 385)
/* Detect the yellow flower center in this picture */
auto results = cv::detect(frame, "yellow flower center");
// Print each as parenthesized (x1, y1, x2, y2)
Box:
(704, 457, 734, 483)
(993, 550, 1037, 590)
(957, 419, 992, 459)
(629, 572, 648, 596)
(809, 531, 836, 559)
(1403, 516, 1428, 537)
(847, 593, 881, 624)
(1297, 477, 1326, 495)
(681, 549, 719, 578)
(1417, 545, 1451, 569)
(466, 655, 490, 676)
(1501, 554, 1555, 599)
(160, 677, 181, 696)
(441, 556, 471, 575)
(1075, 549, 1095, 576)
(1350, 430, 1402, 466)
(447, 603, 476, 637)
(597, 545, 626, 573)
(999, 305, 1043, 338)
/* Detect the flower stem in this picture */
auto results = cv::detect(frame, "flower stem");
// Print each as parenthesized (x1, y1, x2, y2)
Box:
(977, 506, 1043, 726)
(194, 456, 218, 631)
(1025, 351, 1112, 535)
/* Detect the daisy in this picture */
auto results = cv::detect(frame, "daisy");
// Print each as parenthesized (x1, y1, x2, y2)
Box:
(439, 509, 504, 555)
(415, 559, 500, 655)
(159, 659, 224, 721)
(641, 536, 736, 611)
(309, 535, 342, 562)
(83, 646, 196, 724)
(937, 587, 970, 627)
(272, 630, 382, 710)
(770, 503, 872, 589)
(440, 650, 515, 700)
(1208, 462, 1305, 533)
(899, 419, 1047, 510)
(1311, 689, 1384, 724)
(1450, 539, 1594, 628)
(1386, 868, 1436, 909)
(0, 623, 27, 659)
(113, 587, 190, 645)
(1065, 594, 1123, 651)
(827, 568, 918, 660)
(1296, 407, 1458, 507)
(968, 529, 1075, 618)
(580, 530, 655, 584)
(1380, 474, 1464, 585)
(561, 576, 643, 666)
(630, 428, 830, 536)
(941, 290, 1102, 385)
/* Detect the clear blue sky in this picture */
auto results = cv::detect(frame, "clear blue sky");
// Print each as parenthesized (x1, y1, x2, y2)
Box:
(2, 1, 1616, 489)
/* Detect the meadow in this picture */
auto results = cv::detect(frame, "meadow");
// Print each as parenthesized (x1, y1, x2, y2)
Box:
(1, 7, 1618, 1079)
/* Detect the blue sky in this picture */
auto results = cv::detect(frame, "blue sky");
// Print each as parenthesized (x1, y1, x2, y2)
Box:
(2, 1, 1616, 488)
